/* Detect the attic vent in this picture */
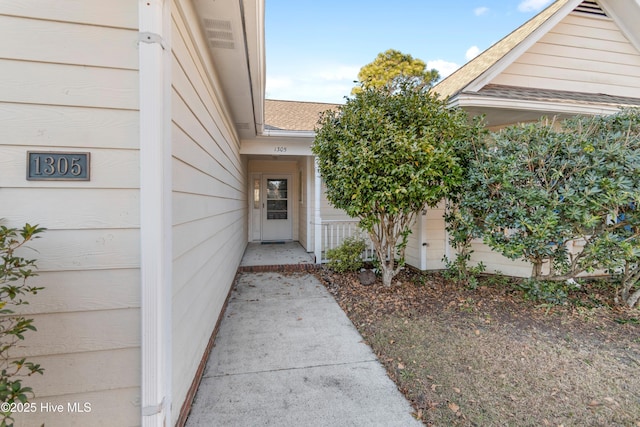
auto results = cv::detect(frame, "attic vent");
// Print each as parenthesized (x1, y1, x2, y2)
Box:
(573, 1, 608, 17)
(202, 18, 235, 49)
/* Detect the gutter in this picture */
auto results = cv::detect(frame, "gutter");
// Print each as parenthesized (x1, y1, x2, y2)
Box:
(451, 94, 622, 116)
(260, 129, 316, 138)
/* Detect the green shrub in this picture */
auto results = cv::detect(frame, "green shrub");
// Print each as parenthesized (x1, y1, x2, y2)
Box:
(442, 253, 486, 289)
(515, 279, 578, 305)
(0, 223, 45, 426)
(326, 236, 366, 273)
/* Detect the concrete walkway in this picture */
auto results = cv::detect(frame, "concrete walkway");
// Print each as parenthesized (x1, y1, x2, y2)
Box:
(185, 272, 422, 427)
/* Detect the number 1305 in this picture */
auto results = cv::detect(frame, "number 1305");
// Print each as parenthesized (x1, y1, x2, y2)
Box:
(27, 152, 90, 181)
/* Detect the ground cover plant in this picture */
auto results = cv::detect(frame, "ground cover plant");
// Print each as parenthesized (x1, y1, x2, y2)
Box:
(317, 268, 640, 427)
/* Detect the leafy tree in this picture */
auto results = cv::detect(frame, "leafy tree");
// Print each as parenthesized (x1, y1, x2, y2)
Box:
(0, 223, 45, 425)
(313, 85, 483, 286)
(459, 111, 640, 307)
(352, 49, 440, 95)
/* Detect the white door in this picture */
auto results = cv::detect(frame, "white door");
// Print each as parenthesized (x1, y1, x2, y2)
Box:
(262, 175, 293, 241)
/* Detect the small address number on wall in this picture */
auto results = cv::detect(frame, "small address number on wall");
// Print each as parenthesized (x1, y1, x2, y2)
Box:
(27, 152, 90, 181)
(274, 146, 287, 153)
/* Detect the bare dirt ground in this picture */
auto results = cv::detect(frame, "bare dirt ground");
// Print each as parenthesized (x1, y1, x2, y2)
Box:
(315, 268, 640, 427)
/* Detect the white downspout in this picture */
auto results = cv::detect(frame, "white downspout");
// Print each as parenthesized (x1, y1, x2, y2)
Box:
(139, 0, 172, 425)
(305, 157, 313, 251)
(314, 158, 322, 264)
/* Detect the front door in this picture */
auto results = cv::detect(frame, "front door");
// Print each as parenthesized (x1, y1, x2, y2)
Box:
(261, 175, 293, 241)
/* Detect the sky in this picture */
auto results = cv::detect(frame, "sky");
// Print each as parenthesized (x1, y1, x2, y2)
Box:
(265, 0, 556, 103)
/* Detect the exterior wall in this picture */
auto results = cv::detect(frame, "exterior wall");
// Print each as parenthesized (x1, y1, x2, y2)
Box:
(424, 204, 448, 271)
(0, 2, 141, 426)
(320, 184, 352, 221)
(422, 203, 533, 276)
(493, 13, 640, 98)
(171, 1, 248, 422)
(469, 241, 533, 277)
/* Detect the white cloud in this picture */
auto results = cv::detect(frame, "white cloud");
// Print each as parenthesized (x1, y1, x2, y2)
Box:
(266, 64, 359, 103)
(427, 60, 460, 79)
(465, 45, 481, 61)
(517, 0, 553, 12)
(474, 6, 489, 16)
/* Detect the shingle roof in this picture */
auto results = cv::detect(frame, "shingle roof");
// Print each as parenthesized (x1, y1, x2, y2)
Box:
(433, 0, 570, 99)
(475, 84, 640, 107)
(264, 99, 341, 131)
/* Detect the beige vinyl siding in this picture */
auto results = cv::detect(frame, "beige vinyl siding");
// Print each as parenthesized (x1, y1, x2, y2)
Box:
(404, 217, 423, 270)
(320, 185, 352, 221)
(0, 1, 140, 426)
(469, 240, 533, 277)
(170, 2, 248, 423)
(492, 13, 640, 98)
(424, 204, 447, 271)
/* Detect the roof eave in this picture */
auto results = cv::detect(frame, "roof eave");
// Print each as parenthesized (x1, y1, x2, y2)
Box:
(456, 94, 622, 115)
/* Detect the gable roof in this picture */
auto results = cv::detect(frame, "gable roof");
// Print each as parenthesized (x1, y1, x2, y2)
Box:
(434, 0, 572, 99)
(265, 99, 340, 131)
(433, 0, 640, 126)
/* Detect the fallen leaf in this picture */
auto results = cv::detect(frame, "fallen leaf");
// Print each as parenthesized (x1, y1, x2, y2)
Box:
(398, 363, 405, 369)
(475, 329, 480, 336)
(453, 387, 461, 394)
(588, 400, 601, 407)
(448, 402, 460, 413)
(431, 384, 441, 392)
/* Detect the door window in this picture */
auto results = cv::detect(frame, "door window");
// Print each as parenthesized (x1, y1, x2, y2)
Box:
(266, 179, 288, 220)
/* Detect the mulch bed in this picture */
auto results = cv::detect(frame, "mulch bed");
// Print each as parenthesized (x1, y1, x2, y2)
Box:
(314, 267, 640, 426)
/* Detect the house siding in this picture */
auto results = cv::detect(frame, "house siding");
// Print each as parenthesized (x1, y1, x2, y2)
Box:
(492, 13, 640, 98)
(424, 204, 447, 271)
(0, 1, 141, 426)
(170, 2, 248, 423)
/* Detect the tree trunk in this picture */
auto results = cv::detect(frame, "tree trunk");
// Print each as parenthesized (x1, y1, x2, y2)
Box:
(381, 265, 395, 287)
(531, 260, 543, 279)
(626, 288, 640, 308)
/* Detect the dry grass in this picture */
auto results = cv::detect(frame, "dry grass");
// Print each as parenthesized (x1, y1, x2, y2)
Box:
(317, 269, 640, 427)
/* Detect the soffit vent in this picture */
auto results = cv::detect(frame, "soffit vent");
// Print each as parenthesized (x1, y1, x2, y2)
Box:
(203, 18, 235, 49)
(573, 1, 608, 18)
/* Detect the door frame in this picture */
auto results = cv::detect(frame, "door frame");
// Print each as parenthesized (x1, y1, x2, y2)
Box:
(250, 173, 295, 241)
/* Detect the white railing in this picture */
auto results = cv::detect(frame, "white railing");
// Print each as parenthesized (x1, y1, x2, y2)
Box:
(320, 220, 376, 263)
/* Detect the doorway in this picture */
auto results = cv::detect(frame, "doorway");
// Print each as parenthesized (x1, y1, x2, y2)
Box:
(256, 175, 293, 241)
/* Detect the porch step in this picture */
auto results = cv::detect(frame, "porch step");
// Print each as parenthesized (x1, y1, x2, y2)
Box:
(237, 263, 320, 273)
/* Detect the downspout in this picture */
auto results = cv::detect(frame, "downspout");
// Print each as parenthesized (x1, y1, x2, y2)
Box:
(139, 0, 172, 425)
(314, 158, 323, 264)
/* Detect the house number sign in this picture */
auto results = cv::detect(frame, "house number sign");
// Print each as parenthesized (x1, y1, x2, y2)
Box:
(27, 152, 90, 181)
